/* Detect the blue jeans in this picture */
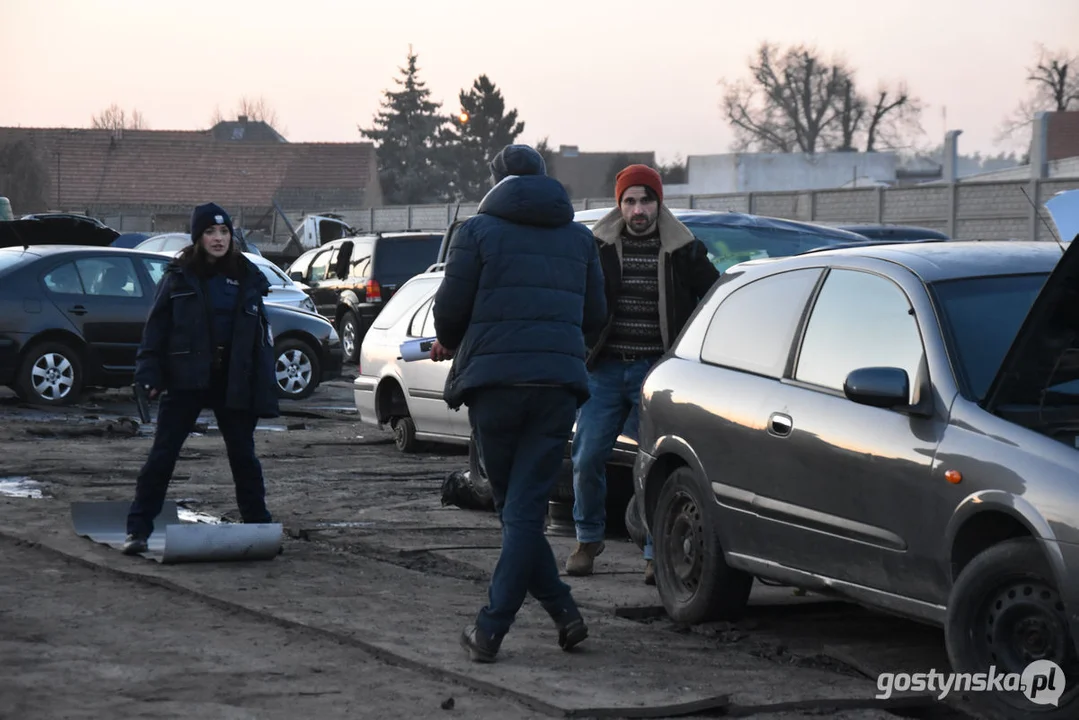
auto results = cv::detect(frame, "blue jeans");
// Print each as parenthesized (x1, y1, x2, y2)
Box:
(469, 386, 580, 640)
(570, 356, 656, 560)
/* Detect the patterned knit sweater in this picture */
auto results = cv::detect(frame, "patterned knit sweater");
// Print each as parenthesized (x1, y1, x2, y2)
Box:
(604, 228, 665, 357)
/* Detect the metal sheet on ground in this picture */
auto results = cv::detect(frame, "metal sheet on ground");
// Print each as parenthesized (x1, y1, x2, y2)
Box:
(71, 501, 281, 563)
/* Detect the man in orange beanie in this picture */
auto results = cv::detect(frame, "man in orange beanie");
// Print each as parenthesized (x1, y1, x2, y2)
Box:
(567, 164, 719, 584)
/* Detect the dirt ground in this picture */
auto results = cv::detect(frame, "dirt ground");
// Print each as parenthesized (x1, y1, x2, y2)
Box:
(0, 375, 979, 720)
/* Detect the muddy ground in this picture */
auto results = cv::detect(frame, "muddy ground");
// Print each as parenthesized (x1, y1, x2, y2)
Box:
(0, 374, 982, 719)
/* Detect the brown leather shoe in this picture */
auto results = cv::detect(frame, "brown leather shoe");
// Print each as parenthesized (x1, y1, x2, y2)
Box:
(565, 541, 605, 576)
(644, 559, 656, 586)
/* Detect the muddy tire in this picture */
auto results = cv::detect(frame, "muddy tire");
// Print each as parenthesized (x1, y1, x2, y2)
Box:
(393, 415, 418, 453)
(945, 538, 1078, 719)
(273, 338, 320, 400)
(15, 340, 83, 406)
(653, 467, 752, 624)
(339, 311, 360, 364)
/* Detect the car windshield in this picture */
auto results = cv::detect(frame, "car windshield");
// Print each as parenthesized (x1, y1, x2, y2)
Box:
(931, 273, 1049, 401)
(684, 221, 857, 273)
(256, 262, 291, 287)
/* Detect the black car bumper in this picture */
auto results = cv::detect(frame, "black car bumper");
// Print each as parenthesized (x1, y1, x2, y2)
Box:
(0, 335, 25, 386)
(321, 341, 344, 382)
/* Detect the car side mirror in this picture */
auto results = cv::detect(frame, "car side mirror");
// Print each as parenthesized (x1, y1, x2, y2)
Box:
(843, 367, 910, 409)
(289, 271, 304, 283)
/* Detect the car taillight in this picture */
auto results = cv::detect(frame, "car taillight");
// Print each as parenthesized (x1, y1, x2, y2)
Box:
(365, 279, 381, 302)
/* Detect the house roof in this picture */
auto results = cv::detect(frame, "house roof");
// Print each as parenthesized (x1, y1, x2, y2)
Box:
(0, 126, 377, 210)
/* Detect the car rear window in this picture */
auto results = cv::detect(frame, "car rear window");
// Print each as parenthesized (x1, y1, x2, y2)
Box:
(373, 236, 442, 279)
(371, 276, 442, 330)
(0, 250, 33, 276)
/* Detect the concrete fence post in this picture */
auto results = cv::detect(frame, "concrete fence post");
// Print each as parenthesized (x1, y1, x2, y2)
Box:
(876, 187, 885, 224)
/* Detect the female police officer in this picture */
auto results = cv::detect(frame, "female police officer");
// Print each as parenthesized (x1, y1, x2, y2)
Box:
(122, 202, 279, 554)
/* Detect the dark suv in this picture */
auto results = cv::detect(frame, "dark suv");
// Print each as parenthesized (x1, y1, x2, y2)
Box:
(286, 232, 443, 362)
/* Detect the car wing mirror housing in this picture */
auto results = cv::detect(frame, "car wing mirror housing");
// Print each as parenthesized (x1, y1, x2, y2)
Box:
(844, 367, 912, 410)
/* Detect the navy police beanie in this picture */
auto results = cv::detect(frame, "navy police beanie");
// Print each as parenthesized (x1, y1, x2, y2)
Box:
(190, 202, 234, 244)
(489, 144, 546, 183)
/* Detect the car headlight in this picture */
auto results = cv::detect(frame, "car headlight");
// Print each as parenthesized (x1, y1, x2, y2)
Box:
(302, 297, 316, 312)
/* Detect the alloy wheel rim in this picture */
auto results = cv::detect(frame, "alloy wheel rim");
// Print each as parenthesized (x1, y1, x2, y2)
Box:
(31, 353, 74, 400)
(275, 349, 312, 395)
(342, 320, 355, 358)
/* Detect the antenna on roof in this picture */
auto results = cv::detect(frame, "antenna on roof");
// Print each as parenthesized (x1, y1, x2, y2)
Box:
(1019, 186, 1066, 256)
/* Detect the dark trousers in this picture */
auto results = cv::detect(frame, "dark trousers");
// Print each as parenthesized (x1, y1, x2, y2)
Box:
(126, 382, 272, 538)
(469, 385, 579, 640)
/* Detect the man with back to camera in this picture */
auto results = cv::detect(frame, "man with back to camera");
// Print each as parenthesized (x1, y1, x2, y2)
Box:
(429, 144, 607, 663)
(566, 164, 720, 584)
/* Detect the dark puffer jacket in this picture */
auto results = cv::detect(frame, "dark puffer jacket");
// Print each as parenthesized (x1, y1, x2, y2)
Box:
(433, 171, 607, 410)
(134, 256, 280, 418)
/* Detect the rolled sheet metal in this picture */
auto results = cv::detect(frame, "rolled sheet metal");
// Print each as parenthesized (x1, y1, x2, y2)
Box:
(70, 500, 281, 563)
(162, 522, 282, 563)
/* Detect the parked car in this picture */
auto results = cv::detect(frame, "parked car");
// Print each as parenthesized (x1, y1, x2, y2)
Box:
(0, 246, 342, 405)
(838, 224, 951, 242)
(571, 207, 871, 272)
(159, 249, 316, 313)
(135, 231, 261, 256)
(360, 208, 872, 448)
(355, 209, 876, 485)
(285, 232, 443, 363)
(633, 237, 1079, 720)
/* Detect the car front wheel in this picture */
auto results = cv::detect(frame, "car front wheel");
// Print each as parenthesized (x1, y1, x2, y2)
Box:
(16, 341, 84, 406)
(653, 467, 752, 624)
(274, 339, 320, 400)
(946, 538, 1079, 719)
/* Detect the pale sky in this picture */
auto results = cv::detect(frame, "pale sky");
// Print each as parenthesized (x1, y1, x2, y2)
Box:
(4, 0, 1077, 162)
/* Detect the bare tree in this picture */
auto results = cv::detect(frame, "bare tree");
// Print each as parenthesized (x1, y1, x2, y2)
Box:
(209, 96, 286, 136)
(864, 83, 923, 151)
(90, 103, 148, 130)
(997, 45, 1079, 150)
(236, 95, 281, 129)
(721, 42, 921, 153)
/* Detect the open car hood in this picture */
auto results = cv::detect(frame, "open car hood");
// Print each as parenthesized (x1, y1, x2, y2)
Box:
(0, 216, 119, 248)
(982, 221, 1079, 420)
(1045, 189, 1079, 245)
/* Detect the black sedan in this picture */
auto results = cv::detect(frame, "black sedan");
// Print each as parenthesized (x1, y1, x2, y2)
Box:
(0, 246, 343, 405)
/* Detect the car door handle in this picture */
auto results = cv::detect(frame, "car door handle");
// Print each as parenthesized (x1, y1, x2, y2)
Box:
(769, 412, 793, 437)
(68, 305, 88, 316)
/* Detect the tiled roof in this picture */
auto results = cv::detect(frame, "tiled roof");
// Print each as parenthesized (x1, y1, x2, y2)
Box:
(0, 126, 377, 209)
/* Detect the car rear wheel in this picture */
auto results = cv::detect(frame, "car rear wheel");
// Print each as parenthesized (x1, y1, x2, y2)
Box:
(16, 341, 84, 406)
(946, 538, 1079, 719)
(339, 311, 359, 364)
(653, 467, 752, 624)
(274, 339, 320, 400)
(393, 415, 418, 453)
